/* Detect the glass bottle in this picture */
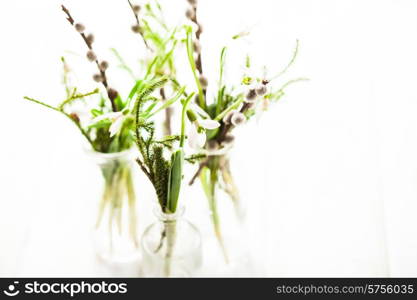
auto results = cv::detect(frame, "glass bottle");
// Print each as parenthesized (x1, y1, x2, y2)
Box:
(141, 207, 202, 277)
(86, 147, 140, 264)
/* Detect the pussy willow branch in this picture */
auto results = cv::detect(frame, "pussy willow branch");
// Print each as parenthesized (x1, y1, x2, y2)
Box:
(127, 0, 151, 50)
(160, 88, 172, 135)
(217, 102, 251, 143)
(187, 1, 203, 74)
(188, 158, 209, 185)
(61, 5, 118, 112)
(186, 0, 206, 97)
(128, 0, 172, 134)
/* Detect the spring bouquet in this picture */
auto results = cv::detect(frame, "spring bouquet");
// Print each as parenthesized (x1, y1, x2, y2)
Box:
(181, 0, 307, 261)
(23, 0, 305, 275)
(23, 5, 182, 262)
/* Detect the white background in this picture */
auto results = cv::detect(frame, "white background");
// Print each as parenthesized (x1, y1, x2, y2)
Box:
(1, 0, 417, 277)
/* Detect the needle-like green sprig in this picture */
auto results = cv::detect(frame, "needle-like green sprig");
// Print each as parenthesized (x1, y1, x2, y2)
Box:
(24, 89, 99, 146)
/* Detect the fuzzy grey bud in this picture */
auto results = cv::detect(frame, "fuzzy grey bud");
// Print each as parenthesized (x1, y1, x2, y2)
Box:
(246, 101, 256, 110)
(86, 33, 94, 45)
(132, 5, 141, 14)
(223, 110, 236, 124)
(231, 112, 246, 126)
(131, 25, 141, 33)
(245, 89, 257, 103)
(107, 88, 118, 101)
(193, 40, 201, 53)
(69, 113, 80, 123)
(75, 23, 85, 33)
(199, 76, 208, 88)
(256, 85, 267, 96)
(223, 134, 235, 145)
(207, 140, 219, 151)
(187, 0, 197, 6)
(198, 23, 203, 33)
(185, 8, 195, 19)
(99, 61, 109, 71)
(93, 74, 103, 82)
(86, 50, 97, 62)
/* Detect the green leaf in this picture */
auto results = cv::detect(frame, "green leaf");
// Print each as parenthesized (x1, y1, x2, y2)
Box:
(110, 48, 136, 80)
(270, 39, 300, 80)
(57, 88, 99, 110)
(215, 96, 244, 121)
(90, 109, 102, 117)
(145, 86, 185, 118)
(166, 149, 184, 213)
(185, 26, 206, 109)
(127, 80, 143, 105)
(88, 119, 112, 129)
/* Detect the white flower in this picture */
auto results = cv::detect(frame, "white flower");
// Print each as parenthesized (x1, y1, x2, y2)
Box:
(90, 111, 125, 137)
(188, 118, 220, 149)
(188, 124, 206, 149)
(198, 119, 220, 130)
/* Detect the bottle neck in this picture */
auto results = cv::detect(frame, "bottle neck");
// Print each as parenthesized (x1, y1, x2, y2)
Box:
(154, 206, 185, 222)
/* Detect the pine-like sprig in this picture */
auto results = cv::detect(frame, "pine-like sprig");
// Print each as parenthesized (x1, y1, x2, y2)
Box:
(152, 145, 171, 209)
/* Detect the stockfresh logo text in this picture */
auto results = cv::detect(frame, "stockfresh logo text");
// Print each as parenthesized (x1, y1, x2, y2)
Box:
(2, 280, 127, 297)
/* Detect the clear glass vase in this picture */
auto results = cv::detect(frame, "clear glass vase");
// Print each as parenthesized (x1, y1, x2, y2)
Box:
(140, 207, 202, 277)
(86, 147, 140, 264)
(196, 147, 256, 276)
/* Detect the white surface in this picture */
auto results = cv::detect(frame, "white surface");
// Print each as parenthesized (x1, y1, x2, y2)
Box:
(1, 0, 417, 277)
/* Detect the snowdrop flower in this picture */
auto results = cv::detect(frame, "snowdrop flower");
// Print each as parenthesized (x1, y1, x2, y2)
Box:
(198, 119, 220, 130)
(188, 125, 206, 149)
(90, 111, 125, 137)
(188, 118, 220, 149)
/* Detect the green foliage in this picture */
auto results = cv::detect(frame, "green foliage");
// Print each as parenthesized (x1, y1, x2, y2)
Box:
(152, 145, 171, 210)
(186, 26, 206, 109)
(166, 149, 184, 213)
(111, 48, 136, 79)
(185, 153, 207, 164)
(133, 75, 192, 214)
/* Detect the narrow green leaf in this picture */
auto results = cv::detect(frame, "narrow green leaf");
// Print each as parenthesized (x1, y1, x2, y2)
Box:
(146, 86, 185, 118)
(166, 149, 184, 213)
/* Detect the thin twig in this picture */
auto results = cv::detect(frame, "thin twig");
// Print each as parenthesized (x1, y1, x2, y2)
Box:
(24, 96, 95, 146)
(189, 4, 203, 74)
(136, 157, 153, 181)
(61, 5, 118, 112)
(188, 158, 209, 185)
(187, 1, 206, 97)
(127, 0, 151, 49)
(216, 102, 250, 143)
(160, 88, 172, 135)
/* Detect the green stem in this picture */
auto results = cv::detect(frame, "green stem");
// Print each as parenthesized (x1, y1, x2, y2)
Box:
(164, 220, 177, 277)
(201, 165, 229, 263)
(185, 26, 206, 109)
(24, 96, 95, 148)
(180, 93, 195, 147)
(126, 165, 139, 248)
(215, 96, 244, 121)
